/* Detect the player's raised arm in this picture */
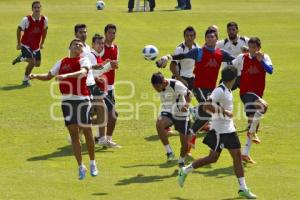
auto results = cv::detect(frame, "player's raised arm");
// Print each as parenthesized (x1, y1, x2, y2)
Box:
(56, 67, 88, 81)
(156, 48, 201, 68)
(29, 71, 54, 81)
(256, 52, 273, 74)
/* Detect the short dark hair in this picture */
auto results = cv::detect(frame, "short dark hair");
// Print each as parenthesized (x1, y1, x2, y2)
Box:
(205, 28, 218, 39)
(151, 72, 164, 85)
(227, 21, 239, 29)
(104, 24, 117, 33)
(222, 66, 238, 82)
(92, 33, 104, 43)
(69, 38, 83, 48)
(183, 26, 196, 37)
(248, 37, 261, 48)
(32, 1, 41, 8)
(74, 24, 87, 34)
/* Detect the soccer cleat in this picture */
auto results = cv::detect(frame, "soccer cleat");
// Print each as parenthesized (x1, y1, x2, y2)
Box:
(242, 155, 256, 164)
(12, 55, 23, 65)
(107, 140, 122, 148)
(98, 138, 108, 147)
(166, 152, 175, 162)
(238, 188, 257, 199)
(90, 163, 99, 177)
(247, 132, 261, 144)
(178, 168, 188, 187)
(22, 80, 31, 87)
(78, 165, 87, 180)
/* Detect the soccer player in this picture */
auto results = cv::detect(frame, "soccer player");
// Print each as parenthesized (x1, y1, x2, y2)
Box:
(29, 39, 98, 180)
(169, 26, 198, 153)
(170, 26, 198, 91)
(89, 33, 118, 146)
(97, 24, 120, 148)
(178, 66, 257, 199)
(216, 21, 249, 90)
(12, 1, 48, 86)
(232, 37, 273, 163)
(151, 72, 192, 167)
(156, 29, 235, 145)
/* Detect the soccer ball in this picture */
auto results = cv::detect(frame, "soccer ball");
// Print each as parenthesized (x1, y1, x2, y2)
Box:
(96, 0, 105, 10)
(142, 45, 159, 61)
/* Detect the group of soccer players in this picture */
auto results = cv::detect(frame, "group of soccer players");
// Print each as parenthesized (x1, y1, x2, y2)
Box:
(154, 22, 273, 199)
(12, 1, 122, 180)
(11, 1, 274, 199)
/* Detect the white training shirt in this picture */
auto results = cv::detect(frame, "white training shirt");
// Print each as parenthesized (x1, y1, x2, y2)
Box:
(208, 83, 236, 134)
(90, 49, 113, 78)
(50, 57, 90, 101)
(173, 42, 198, 78)
(81, 44, 96, 86)
(160, 79, 189, 117)
(216, 36, 249, 70)
(231, 53, 273, 76)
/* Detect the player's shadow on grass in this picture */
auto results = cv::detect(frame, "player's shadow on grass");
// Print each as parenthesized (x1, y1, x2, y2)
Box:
(92, 192, 108, 196)
(115, 170, 177, 186)
(144, 132, 205, 142)
(27, 145, 112, 161)
(170, 197, 192, 200)
(121, 160, 178, 169)
(0, 84, 28, 91)
(221, 197, 243, 200)
(192, 166, 234, 178)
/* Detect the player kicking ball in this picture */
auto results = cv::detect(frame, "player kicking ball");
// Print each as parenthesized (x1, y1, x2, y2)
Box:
(178, 66, 257, 199)
(29, 39, 98, 180)
(151, 72, 192, 167)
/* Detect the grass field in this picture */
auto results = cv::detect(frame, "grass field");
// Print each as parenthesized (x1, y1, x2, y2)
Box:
(1, 0, 300, 199)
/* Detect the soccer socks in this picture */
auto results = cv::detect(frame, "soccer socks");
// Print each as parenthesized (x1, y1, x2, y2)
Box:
(243, 137, 252, 156)
(164, 145, 173, 154)
(238, 177, 248, 190)
(90, 160, 96, 165)
(178, 156, 185, 164)
(249, 111, 263, 133)
(107, 136, 112, 141)
(23, 75, 29, 81)
(183, 163, 194, 174)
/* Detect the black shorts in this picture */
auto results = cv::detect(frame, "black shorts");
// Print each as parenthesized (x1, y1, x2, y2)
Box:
(104, 94, 114, 112)
(192, 88, 213, 103)
(160, 112, 191, 135)
(240, 92, 261, 116)
(61, 99, 91, 126)
(107, 90, 115, 104)
(203, 130, 241, 152)
(21, 46, 41, 61)
(88, 84, 105, 99)
(181, 76, 195, 91)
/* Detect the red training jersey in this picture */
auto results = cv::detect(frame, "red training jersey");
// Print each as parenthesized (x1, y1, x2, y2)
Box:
(102, 43, 118, 86)
(58, 57, 90, 97)
(21, 15, 45, 51)
(193, 47, 223, 89)
(240, 54, 266, 97)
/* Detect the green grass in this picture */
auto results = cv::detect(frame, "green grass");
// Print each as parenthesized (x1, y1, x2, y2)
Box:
(1, 0, 300, 199)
